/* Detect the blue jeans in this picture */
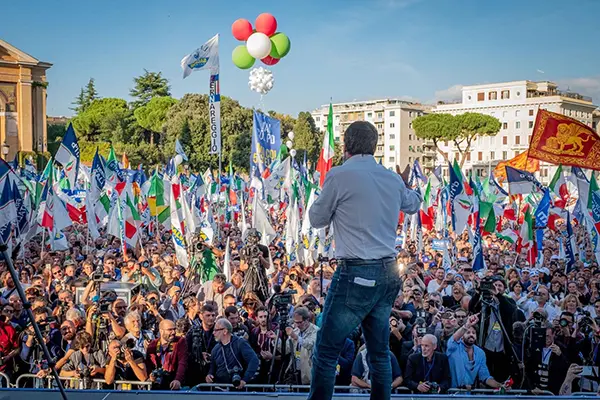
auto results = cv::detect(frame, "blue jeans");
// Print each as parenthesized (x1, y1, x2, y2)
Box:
(308, 258, 401, 400)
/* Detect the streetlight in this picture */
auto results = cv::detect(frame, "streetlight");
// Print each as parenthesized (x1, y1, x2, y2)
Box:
(1, 142, 8, 159)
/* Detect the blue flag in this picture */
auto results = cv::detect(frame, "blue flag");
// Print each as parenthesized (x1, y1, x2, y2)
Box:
(534, 189, 551, 261)
(175, 139, 188, 161)
(505, 166, 544, 195)
(55, 123, 80, 189)
(564, 211, 576, 273)
(250, 111, 281, 177)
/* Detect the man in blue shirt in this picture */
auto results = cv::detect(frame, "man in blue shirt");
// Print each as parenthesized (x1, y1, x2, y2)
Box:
(447, 314, 504, 390)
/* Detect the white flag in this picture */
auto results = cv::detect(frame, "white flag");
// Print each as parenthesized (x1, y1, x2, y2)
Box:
(181, 34, 219, 78)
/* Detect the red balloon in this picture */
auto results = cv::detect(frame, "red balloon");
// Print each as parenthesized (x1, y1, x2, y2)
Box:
(255, 13, 277, 36)
(261, 55, 280, 66)
(232, 19, 253, 41)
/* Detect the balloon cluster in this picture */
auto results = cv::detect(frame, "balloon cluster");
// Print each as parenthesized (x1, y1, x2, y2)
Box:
(231, 13, 291, 69)
(249, 67, 274, 95)
(286, 131, 297, 158)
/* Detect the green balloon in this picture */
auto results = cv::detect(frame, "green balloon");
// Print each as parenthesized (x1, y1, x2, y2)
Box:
(270, 32, 291, 58)
(232, 45, 255, 69)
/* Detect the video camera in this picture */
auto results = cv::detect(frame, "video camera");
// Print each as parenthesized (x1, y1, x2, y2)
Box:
(479, 276, 496, 301)
(272, 290, 297, 311)
(578, 308, 594, 335)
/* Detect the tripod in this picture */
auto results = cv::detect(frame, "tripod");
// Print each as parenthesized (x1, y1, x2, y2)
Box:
(268, 306, 299, 385)
(0, 244, 68, 400)
(478, 296, 529, 389)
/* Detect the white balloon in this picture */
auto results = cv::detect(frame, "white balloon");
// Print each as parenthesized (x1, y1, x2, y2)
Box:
(174, 154, 183, 166)
(286, 140, 293, 148)
(290, 149, 297, 157)
(288, 131, 295, 140)
(246, 33, 272, 60)
(248, 67, 274, 95)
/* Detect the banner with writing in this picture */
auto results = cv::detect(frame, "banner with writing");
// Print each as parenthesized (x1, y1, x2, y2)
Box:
(251, 111, 281, 176)
(209, 74, 221, 155)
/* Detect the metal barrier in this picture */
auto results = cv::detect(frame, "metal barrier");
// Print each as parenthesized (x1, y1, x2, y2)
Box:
(191, 383, 410, 393)
(0, 372, 10, 388)
(15, 374, 150, 390)
(571, 392, 599, 396)
(448, 388, 529, 395)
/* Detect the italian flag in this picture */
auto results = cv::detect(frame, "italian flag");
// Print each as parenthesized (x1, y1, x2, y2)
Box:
(517, 208, 537, 264)
(147, 171, 170, 227)
(316, 103, 334, 187)
(419, 181, 434, 230)
(549, 164, 569, 208)
(497, 228, 518, 244)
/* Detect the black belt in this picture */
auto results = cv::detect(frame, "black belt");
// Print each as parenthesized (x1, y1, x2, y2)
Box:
(339, 257, 395, 266)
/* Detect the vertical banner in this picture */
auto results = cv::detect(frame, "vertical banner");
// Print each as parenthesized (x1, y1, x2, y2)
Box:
(251, 110, 281, 176)
(209, 74, 221, 155)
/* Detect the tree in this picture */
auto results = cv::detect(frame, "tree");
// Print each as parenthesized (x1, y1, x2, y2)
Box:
(71, 98, 135, 143)
(70, 88, 87, 113)
(454, 112, 501, 167)
(163, 94, 253, 173)
(133, 96, 178, 145)
(292, 112, 321, 165)
(85, 78, 98, 105)
(268, 111, 295, 134)
(412, 113, 458, 165)
(130, 70, 170, 108)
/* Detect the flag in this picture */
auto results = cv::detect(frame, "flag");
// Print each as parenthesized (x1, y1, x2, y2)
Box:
(505, 166, 544, 195)
(209, 73, 221, 155)
(564, 211, 576, 272)
(528, 109, 600, 170)
(170, 176, 189, 268)
(534, 189, 551, 261)
(223, 239, 231, 281)
(316, 103, 335, 187)
(493, 151, 539, 182)
(122, 153, 130, 169)
(517, 208, 536, 265)
(497, 228, 518, 244)
(148, 172, 170, 226)
(472, 212, 485, 271)
(175, 139, 188, 161)
(449, 162, 471, 235)
(106, 145, 124, 183)
(549, 164, 569, 208)
(54, 123, 80, 189)
(181, 34, 219, 78)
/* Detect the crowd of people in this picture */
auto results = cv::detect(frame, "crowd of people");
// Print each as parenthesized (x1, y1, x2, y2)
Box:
(0, 203, 599, 395)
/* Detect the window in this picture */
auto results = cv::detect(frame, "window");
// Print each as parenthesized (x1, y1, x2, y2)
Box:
(335, 115, 340, 119)
(503, 122, 508, 129)
(444, 141, 449, 146)
(478, 152, 483, 161)
(377, 112, 383, 118)
(367, 112, 372, 118)
(455, 152, 460, 161)
(501, 90, 510, 99)
(409, 122, 412, 129)
(389, 111, 395, 117)
(529, 121, 534, 128)
(490, 151, 495, 159)
(489, 91, 497, 100)
(477, 92, 485, 101)
(389, 145, 395, 151)
(515, 136, 521, 145)
(466, 152, 471, 162)
(408, 134, 412, 140)
(502, 151, 507, 159)
(377, 145, 383, 152)
(390, 123, 395, 128)
(515, 110, 520, 117)
(516, 121, 521, 129)
(515, 151, 519, 157)
(389, 134, 396, 139)
(503, 136, 508, 145)
(529, 109, 534, 116)
(315, 116, 320, 122)
(389, 157, 395, 162)
(502, 111, 507, 118)
(335, 125, 340, 132)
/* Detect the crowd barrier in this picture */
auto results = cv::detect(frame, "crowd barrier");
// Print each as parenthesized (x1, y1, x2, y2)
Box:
(14, 374, 151, 390)
(0, 376, 593, 396)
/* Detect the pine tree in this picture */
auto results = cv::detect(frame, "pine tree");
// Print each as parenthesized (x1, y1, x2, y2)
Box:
(130, 70, 170, 109)
(70, 88, 87, 113)
(85, 78, 98, 106)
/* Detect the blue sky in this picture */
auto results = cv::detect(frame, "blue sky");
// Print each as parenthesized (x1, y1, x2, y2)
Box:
(2, 0, 599, 117)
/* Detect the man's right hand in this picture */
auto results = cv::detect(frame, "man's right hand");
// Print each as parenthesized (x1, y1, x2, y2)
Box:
(399, 165, 411, 185)
(417, 382, 431, 393)
(206, 374, 214, 383)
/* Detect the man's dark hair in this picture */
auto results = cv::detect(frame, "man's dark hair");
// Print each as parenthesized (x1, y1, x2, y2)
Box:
(224, 306, 239, 317)
(255, 306, 268, 315)
(344, 121, 378, 156)
(224, 293, 236, 301)
(201, 303, 216, 314)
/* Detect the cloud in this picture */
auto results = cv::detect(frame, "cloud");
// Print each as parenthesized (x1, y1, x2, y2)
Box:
(434, 84, 463, 102)
(556, 76, 600, 105)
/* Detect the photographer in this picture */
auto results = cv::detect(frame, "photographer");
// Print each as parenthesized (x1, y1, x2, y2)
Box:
(206, 318, 259, 389)
(60, 331, 106, 381)
(351, 344, 403, 391)
(185, 303, 217, 386)
(469, 275, 519, 382)
(85, 300, 126, 344)
(576, 318, 600, 391)
(122, 311, 154, 356)
(239, 229, 270, 302)
(404, 334, 451, 394)
(197, 273, 236, 317)
(525, 322, 569, 394)
(285, 306, 319, 384)
(145, 319, 187, 390)
(20, 308, 63, 374)
(121, 257, 161, 291)
(105, 339, 148, 386)
(225, 306, 249, 340)
(521, 285, 560, 322)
